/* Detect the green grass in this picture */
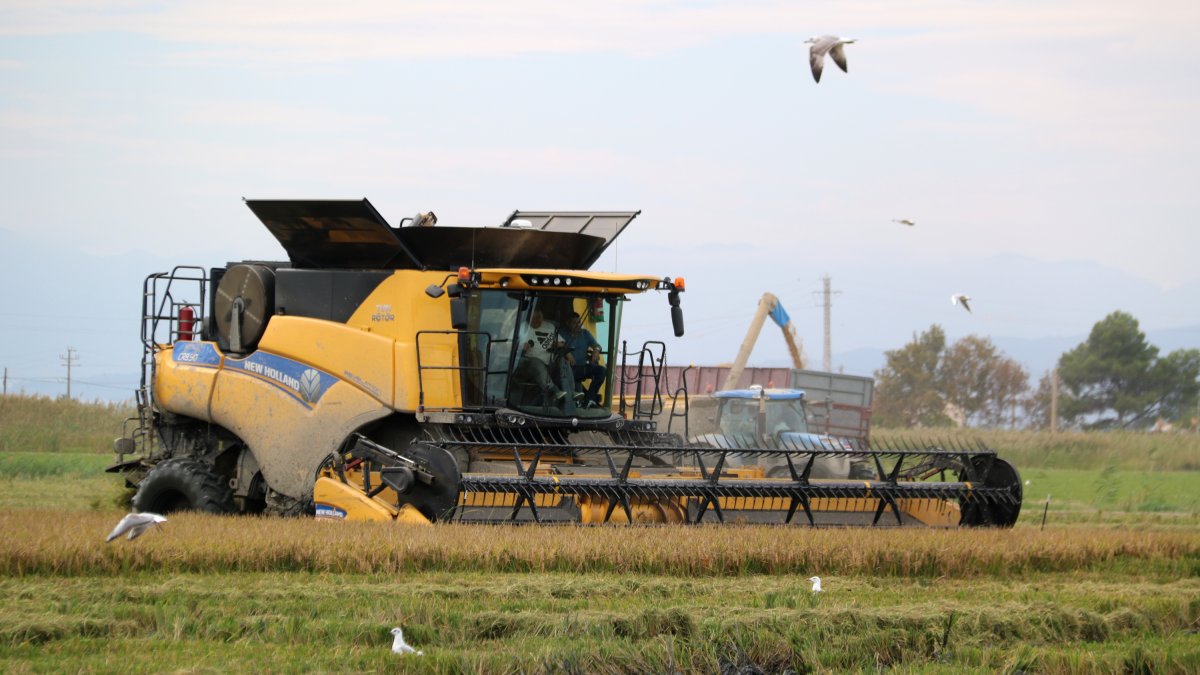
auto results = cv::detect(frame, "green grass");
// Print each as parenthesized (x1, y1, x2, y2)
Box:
(0, 452, 113, 478)
(0, 452, 130, 513)
(1019, 467, 1200, 517)
(0, 571, 1196, 673)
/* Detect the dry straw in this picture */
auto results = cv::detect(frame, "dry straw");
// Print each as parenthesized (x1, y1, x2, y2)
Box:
(2, 511, 1196, 578)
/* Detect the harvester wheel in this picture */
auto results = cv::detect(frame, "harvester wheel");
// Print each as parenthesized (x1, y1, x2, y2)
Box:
(958, 456, 1022, 528)
(133, 458, 235, 515)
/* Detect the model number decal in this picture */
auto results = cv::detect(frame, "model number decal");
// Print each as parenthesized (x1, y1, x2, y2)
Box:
(371, 304, 395, 322)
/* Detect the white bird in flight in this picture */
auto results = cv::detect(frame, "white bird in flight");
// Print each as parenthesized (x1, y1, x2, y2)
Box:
(805, 35, 856, 83)
(390, 627, 423, 656)
(893, 218, 915, 227)
(105, 512, 167, 542)
(951, 294, 972, 314)
(809, 576, 823, 593)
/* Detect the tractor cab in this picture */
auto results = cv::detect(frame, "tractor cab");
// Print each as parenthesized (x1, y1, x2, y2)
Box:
(715, 387, 812, 440)
(694, 387, 866, 479)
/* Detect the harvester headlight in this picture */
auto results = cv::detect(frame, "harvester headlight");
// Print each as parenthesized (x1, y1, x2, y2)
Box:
(553, 277, 561, 285)
(564, 278, 572, 286)
(542, 277, 550, 285)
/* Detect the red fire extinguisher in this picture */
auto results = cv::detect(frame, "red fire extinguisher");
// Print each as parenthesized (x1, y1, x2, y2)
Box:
(178, 305, 196, 342)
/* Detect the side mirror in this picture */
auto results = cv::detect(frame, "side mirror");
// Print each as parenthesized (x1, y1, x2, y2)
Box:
(449, 297, 468, 330)
(668, 289, 684, 337)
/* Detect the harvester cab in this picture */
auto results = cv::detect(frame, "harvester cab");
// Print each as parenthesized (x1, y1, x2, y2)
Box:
(111, 198, 1023, 529)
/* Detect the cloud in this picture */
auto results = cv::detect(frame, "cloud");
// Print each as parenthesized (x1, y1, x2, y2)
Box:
(2, 1, 1193, 63)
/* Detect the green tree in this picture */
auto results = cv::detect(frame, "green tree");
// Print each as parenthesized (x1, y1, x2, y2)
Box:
(1022, 370, 1055, 430)
(1058, 311, 1200, 428)
(937, 335, 1028, 428)
(1148, 348, 1200, 423)
(986, 357, 1029, 428)
(873, 325, 951, 427)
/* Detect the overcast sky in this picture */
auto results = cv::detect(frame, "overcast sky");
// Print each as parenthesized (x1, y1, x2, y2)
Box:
(2, 1, 1198, 396)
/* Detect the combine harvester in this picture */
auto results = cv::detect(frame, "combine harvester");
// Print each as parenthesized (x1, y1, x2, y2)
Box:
(110, 199, 1022, 527)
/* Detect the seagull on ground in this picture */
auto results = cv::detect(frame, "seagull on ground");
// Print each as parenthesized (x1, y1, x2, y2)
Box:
(105, 512, 167, 542)
(805, 35, 856, 83)
(951, 294, 972, 314)
(390, 627, 423, 656)
(808, 576, 823, 593)
(893, 218, 915, 227)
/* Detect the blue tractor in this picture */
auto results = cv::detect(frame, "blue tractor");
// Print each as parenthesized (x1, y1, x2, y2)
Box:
(690, 386, 874, 479)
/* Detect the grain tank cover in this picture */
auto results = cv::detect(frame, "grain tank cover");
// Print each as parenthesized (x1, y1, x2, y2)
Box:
(247, 199, 622, 271)
(245, 199, 420, 269)
(501, 211, 640, 269)
(397, 226, 607, 271)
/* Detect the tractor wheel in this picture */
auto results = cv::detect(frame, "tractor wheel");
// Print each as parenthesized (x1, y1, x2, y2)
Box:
(133, 458, 235, 515)
(958, 456, 1022, 528)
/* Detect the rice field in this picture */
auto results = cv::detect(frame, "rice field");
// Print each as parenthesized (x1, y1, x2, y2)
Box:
(2, 511, 1198, 579)
(0, 511, 1197, 673)
(1, 396, 1198, 671)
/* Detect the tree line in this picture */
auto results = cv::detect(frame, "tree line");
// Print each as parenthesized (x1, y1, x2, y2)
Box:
(872, 311, 1200, 431)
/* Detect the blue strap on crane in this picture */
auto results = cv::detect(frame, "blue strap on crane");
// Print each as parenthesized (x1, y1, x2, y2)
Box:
(769, 301, 790, 328)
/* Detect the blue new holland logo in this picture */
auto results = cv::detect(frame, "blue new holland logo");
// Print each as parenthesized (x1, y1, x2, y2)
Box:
(315, 503, 348, 520)
(225, 351, 337, 408)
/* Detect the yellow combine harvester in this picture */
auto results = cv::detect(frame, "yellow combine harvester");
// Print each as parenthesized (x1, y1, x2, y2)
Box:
(111, 199, 1022, 527)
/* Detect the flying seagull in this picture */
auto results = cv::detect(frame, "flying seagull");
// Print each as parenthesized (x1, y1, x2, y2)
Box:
(105, 512, 166, 542)
(893, 218, 915, 227)
(951, 294, 972, 314)
(808, 576, 823, 593)
(390, 627, 423, 656)
(805, 35, 856, 83)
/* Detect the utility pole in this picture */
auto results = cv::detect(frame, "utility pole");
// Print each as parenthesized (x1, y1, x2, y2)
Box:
(814, 275, 840, 373)
(2, 367, 6, 396)
(60, 347, 78, 400)
(1049, 368, 1059, 433)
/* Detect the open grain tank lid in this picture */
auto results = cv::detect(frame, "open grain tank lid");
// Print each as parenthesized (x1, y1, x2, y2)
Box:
(244, 199, 622, 271)
(245, 199, 414, 269)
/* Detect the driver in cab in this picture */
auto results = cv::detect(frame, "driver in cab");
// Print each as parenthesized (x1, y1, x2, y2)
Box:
(515, 307, 570, 406)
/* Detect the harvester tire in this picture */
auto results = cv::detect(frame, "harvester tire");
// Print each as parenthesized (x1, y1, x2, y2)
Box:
(133, 458, 235, 515)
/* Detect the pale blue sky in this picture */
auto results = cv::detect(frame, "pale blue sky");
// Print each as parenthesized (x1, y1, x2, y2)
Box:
(1, 1, 1198, 397)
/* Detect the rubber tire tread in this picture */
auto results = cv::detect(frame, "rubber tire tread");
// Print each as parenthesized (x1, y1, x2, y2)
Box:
(133, 457, 235, 515)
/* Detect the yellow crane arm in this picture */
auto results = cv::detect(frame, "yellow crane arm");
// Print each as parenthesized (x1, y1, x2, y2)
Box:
(721, 292, 805, 391)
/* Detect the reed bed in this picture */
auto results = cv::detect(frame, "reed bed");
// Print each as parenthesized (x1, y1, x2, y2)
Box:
(4, 511, 1196, 578)
(0, 394, 133, 455)
(877, 426, 1200, 472)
